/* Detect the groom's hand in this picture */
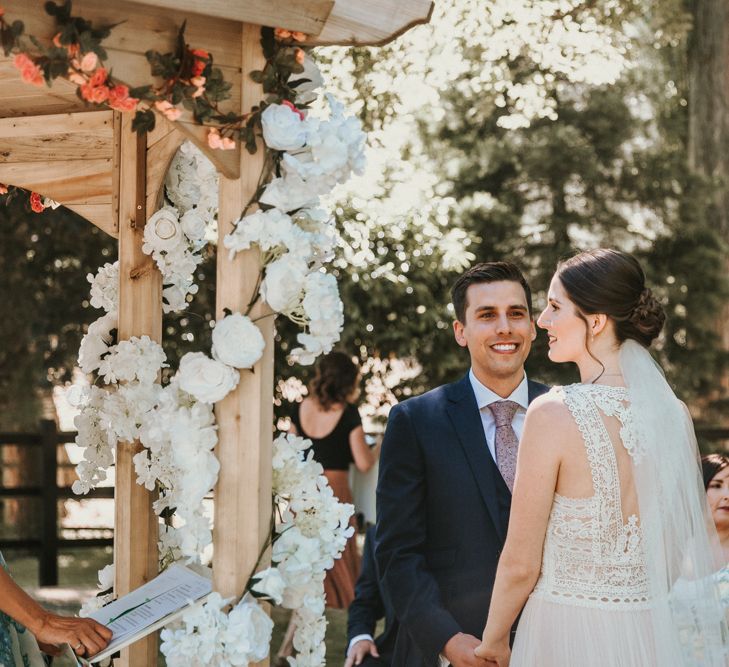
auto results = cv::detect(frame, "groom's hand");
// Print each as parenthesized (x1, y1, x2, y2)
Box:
(344, 639, 379, 666)
(443, 633, 494, 667)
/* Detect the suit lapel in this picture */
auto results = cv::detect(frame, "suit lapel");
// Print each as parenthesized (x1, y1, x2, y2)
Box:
(446, 376, 508, 542)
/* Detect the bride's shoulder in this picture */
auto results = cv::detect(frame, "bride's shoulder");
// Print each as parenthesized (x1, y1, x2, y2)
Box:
(525, 387, 573, 423)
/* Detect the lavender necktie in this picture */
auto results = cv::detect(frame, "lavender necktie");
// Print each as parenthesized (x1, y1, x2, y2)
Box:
(487, 400, 520, 492)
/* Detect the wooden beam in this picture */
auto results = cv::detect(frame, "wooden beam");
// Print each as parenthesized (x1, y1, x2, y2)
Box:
(310, 0, 433, 46)
(114, 115, 160, 667)
(0, 111, 117, 236)
(125, 0, 333, 35)
(213, 25, 274, 644)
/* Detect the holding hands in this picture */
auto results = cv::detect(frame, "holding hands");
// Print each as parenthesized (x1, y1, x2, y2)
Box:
(474, 636, 510, 667)
(444, 632, 501, 667)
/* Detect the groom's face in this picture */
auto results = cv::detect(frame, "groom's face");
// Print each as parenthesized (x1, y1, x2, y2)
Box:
(453, 280, 536, 383)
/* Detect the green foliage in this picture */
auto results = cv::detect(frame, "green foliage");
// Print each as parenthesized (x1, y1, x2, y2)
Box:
(0, 197, 115, 428)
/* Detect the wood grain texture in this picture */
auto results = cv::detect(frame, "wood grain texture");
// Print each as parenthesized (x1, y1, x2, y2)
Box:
(123, 0, 333, 35)
(114, 116, 161, 667)
(212, 30, 274, 661)
(310, 0, 433, 46)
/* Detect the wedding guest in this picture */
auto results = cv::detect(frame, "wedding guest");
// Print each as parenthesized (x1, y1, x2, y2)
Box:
(703, 453, 729, 563)
(0, 551, 112, 664)
(345, 526, 396, 667)
(290, 350, 377, 607)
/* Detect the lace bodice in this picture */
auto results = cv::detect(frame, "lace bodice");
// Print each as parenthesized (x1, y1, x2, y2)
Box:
(532, 384, 650, 609)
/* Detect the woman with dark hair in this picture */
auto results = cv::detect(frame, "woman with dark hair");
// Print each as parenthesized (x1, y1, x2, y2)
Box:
(703, 454, 729, 564)
(476, 249, 727, 666)
(290, 351, 377, 607)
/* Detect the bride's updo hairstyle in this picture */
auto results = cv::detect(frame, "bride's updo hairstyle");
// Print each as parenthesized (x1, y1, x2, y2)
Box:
(556, 249, 665, 347)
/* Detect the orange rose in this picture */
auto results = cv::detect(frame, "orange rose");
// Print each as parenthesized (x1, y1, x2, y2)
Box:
(88, 67, 107, 87)
(0, 183, 8, 196)
(30, 192, 44, 213)
(13, 53, 44, 86)
(53, 33, 62, 48)
(108, 84, 138, 112)
(291, 31, 307, 42)
(294, 48, 305, 65)
(274, 28, 292, 40)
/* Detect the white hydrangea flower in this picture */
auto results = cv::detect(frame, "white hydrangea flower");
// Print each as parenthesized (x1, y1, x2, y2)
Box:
(78, 310, 117, 374)
(72, 386, 115, 495)
(87, 261, 119, 313)
(250, 566, 286, 605)
(97, 335, 167, 386)
(259, 170, 319, 213)
(211, 313, 265, 369)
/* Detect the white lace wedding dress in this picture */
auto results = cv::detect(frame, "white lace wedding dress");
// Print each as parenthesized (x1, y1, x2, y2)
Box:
(511, 383, 659, 666)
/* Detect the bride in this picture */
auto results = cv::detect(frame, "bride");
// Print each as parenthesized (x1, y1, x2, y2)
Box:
(475, 249, 728, 666)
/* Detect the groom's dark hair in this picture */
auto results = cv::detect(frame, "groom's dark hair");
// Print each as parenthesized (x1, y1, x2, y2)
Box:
(451, 261, 533, 323)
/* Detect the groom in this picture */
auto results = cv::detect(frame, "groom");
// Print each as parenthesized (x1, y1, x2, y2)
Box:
(375, 262, 549, 667)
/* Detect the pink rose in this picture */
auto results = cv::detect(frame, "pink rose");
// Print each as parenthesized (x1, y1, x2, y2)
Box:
(108, 85, 138, 112)
(79, 52, 99, 72)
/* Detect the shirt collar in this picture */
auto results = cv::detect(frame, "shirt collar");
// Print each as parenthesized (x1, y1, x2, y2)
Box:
(469, 369, 529, 411)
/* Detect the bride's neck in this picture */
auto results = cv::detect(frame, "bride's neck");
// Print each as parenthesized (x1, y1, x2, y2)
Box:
(576, 346, 622, 384)
(717, 527, 729, 560)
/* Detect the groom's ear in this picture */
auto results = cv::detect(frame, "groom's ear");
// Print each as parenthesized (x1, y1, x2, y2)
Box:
(453, 319, 468, 348)
(530, 317, 537, 341)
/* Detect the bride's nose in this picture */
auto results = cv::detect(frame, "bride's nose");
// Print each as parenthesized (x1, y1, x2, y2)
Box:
(536, 308, 550, 329)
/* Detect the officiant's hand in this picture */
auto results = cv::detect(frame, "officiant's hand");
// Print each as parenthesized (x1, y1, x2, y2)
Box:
(474, 638, 509, 667)
(31, 611, 112, 657)
(443, 632, 494, 667)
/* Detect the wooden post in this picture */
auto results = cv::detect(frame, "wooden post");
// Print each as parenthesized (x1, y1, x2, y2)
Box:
(213, 22, 274, 629)
(114, 114, 161, 667)
(39, 419, 59, 587)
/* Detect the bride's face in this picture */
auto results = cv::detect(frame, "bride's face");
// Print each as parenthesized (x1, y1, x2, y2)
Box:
(537, 276, 588, 363)
(707, 467, 729, 532)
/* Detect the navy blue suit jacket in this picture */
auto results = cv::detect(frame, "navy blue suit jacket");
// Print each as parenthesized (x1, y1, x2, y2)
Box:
(375, 375, 549, 667)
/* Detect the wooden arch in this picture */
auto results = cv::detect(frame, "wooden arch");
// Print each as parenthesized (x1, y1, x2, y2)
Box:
(0, 1, 433, 665)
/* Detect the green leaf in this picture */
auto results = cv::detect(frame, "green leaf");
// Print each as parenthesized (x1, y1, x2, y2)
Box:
(131, 109, 156, 134)
(11, 21, 25, 38)
(249, 70, 265, 84)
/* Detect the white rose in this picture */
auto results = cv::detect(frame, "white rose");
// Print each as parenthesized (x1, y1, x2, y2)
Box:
(144, 207, 184, 253)
(250, 566, 286, 604)
(224, 595, 274, 663)
(212, 313, 265, 369)
(179, 209, 206, 244)
(260, 172, 319, 212)
(97, 563, 115, 590)
(261, 256, 308, 313)
(178, 352, 239, 404)
(261, 103, 307, 151)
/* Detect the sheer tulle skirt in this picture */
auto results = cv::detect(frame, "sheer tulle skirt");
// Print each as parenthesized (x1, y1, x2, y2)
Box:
(512, 594, 659, 667)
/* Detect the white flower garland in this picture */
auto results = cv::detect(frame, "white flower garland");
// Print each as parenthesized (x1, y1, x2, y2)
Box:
(72, 49, 363, 665)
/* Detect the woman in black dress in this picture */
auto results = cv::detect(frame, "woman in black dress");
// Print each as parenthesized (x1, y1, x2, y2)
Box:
(290, 351, 377, 608)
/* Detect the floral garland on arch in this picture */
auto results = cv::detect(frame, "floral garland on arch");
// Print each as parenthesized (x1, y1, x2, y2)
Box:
(71, 26, 365, 666)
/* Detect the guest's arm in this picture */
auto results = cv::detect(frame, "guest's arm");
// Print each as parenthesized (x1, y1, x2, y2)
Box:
(0, 566, 112, 656)
(474, 395, 563, 666)
(350, 425, 377, 472)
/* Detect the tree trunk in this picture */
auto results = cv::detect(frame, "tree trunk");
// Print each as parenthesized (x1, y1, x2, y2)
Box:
(687, 0, 729, 401)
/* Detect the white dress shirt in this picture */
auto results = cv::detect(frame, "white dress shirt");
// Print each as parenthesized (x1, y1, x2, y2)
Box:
(439, 371, 529, 667)
(469, 369, 530, 461)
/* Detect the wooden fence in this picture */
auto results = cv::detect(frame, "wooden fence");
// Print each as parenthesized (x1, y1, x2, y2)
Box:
(0, 419, 113, 586)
